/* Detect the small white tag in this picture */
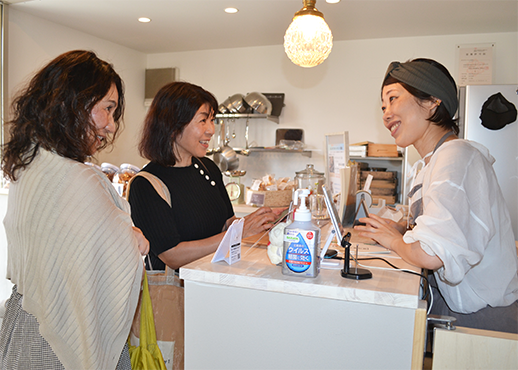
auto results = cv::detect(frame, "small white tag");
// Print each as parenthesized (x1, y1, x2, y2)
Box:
(363, 174, 373, 192)
(251, 179, 262, 191)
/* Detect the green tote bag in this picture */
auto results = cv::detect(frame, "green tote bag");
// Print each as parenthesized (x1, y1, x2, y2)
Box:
(128, 271, 167, 370)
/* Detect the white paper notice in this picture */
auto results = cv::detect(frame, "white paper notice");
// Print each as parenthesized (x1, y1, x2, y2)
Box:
(457, 44, 493, 86)
(211, 218, 244, 265)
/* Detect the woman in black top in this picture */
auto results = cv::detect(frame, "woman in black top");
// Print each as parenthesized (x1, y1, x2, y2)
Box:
(129, 82, 281, 270)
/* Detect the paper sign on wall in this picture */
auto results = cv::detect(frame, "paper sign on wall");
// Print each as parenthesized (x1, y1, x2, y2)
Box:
(211, 218, 244, 265)
(456, 43, 494, 86)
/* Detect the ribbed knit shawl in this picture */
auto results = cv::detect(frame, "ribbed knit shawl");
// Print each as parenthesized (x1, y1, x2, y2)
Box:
(4, 149, 143, 370)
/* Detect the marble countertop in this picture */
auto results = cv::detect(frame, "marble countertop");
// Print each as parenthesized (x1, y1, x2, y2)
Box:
(180, 233, 422, 309)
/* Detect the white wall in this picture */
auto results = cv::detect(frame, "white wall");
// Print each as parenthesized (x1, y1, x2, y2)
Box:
(147, 32, 517, 183)
(6, 7, 148, 168)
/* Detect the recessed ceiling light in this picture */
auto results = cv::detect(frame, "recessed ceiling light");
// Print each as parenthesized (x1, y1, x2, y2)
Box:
(326, 0, 341, 3)
(224, 7, 238, 14)
(138, 17, 151, 23)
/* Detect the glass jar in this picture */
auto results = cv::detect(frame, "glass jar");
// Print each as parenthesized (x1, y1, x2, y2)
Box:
(113, 163, 140, 198)
(85, 162, 101, 171)
(294, 164, 325, 194)
(310, 193, 330, 227)
(101, 163, 119, 182)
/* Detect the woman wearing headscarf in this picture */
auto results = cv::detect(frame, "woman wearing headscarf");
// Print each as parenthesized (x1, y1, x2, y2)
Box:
(0, 50, 149, 369)
(356, 58, 518, 333)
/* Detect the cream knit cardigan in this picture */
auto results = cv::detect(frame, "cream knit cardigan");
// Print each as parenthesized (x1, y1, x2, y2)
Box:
(4, 149, 143, 370)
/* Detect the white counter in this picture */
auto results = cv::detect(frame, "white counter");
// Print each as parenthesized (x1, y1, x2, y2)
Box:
(180, 238, 426, 369)
(181, 244, 421, 310)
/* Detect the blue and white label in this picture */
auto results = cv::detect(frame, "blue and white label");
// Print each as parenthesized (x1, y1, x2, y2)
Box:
(284, 229, 315, 273)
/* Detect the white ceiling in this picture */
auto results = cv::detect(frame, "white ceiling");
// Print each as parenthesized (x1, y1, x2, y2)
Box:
(7, 0, 518, 54)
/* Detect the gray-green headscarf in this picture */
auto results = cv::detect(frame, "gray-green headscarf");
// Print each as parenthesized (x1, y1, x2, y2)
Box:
(384, 60, 458, 118)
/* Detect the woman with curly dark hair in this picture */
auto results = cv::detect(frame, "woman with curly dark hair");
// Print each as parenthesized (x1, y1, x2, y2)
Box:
(0, 50, 149, 369)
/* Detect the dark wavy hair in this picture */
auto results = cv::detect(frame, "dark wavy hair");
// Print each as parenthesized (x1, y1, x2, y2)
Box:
(139, 81, 218, 166)
(382, 58, 459, 135)
(2, 50, 125, 181)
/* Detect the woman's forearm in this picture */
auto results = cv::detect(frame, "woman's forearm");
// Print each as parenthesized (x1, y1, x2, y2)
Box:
(391, 238, 443, 270)
(158, 231, 227, 270)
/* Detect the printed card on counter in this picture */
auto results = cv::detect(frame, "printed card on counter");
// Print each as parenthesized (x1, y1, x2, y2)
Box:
(211, 218, 244, 265)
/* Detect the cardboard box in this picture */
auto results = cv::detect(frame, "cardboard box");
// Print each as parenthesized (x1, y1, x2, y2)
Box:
(372, 195, 397, 205)
(367, 143, 399, 157)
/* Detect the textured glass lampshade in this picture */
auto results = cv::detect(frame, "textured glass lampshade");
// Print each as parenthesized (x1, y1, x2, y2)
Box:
(284, 13, 333, 68)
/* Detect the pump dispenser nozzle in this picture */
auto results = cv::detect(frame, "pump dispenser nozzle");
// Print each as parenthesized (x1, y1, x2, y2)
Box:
(294, 189, 311, 222)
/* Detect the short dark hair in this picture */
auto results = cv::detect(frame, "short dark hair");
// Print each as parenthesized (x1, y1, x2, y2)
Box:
(382, 58, 459, 135)
(2, 50, 125, 181)
(139, 82, 218, 166)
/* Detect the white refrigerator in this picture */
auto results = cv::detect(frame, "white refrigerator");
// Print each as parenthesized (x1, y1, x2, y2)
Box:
(458, 84, 518, 239)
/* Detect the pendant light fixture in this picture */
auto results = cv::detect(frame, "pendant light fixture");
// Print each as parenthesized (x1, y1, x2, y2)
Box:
(284, 0, 333, 68)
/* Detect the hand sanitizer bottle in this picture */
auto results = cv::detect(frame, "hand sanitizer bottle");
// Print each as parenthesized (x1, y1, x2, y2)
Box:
(282, 189, 321, 278)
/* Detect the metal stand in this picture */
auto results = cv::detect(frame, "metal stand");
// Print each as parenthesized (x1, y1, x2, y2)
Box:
(340, 232, 372, 280)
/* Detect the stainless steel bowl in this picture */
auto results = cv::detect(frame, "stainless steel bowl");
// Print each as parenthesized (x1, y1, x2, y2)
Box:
(244, 92, 272, 115)
(220, 97, 234, 113)
(224, 170, 247, 177)
(228, 93, 249, 113)
(218, 103, 230, 114)
(213, 145, 239, 172)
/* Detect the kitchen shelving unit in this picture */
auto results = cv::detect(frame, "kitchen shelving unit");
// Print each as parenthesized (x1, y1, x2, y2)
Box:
(215, 113, 279, 124)
(248, 147, 312, 157)
(213, 113, 312, 159)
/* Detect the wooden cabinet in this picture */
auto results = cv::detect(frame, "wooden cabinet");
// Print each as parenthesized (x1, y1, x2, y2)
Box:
(351, 148, 408, 205)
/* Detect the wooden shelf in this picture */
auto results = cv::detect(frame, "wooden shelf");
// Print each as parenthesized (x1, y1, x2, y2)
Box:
(350, 155, 403, 161)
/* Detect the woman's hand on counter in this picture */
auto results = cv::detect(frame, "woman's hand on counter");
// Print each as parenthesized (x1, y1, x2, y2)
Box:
(354, 214, 443, 270)
(242, 207, 285, 238)
(132, 226, 150, 256)
(159, 208, 283, 270)
(354, 213, 404, 250)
